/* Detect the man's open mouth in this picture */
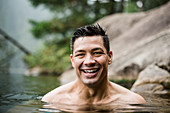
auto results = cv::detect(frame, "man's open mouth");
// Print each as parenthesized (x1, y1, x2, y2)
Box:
(81, 68, 100, 78)
(82, 69, 99, 73)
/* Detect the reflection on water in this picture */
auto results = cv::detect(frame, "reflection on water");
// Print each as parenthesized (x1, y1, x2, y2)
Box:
(0, 73, 170, 113)
(0, 73, 60, 113)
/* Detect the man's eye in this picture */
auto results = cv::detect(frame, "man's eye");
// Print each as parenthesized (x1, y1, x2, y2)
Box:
(93, 52, 103, 55)
(75, 54, 84, 57)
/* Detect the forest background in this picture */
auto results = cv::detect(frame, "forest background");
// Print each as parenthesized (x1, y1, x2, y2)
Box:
(24, 0, 169, 76)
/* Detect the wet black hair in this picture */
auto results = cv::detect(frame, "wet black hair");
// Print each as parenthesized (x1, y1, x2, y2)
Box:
(71, 24, 110, 54)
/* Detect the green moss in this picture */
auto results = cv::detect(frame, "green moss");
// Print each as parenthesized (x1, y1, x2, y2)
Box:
(110, 79, 136, 89)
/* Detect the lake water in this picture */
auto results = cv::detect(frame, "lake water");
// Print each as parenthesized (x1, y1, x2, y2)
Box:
(0, 73, 170, 113)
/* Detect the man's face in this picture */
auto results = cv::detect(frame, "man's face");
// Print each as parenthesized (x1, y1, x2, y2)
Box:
(70, 36, 112, 87)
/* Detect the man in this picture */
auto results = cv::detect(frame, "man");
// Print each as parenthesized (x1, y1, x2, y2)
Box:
(42, 24, 146, 106)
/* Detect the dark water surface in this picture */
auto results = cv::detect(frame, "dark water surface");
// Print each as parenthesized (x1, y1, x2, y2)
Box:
(0, 73, 170, 113)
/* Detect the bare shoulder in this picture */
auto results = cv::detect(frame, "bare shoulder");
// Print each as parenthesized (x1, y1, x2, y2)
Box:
(123, 90, 146, 104)
(110, 82, 146, 104)
(41, 81, 75, 103)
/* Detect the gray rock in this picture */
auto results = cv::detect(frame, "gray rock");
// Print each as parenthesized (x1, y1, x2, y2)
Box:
(131, 65, 170, 94)
(108, 29, 170, 79)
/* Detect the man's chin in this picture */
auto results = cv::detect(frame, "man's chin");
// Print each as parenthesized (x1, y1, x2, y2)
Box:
(82, 79, 99, 88)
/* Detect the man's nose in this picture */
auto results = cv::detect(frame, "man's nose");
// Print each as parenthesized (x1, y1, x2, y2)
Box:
(84, 54, 95, 66)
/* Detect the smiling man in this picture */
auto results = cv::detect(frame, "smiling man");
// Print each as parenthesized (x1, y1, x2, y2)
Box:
(41, 24, 146, 105)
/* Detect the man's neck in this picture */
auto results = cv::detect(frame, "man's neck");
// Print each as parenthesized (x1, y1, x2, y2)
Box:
(74, 79, 111, 104)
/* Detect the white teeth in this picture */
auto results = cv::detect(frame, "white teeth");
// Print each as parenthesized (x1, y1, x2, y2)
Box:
(84, 69, 98, 73)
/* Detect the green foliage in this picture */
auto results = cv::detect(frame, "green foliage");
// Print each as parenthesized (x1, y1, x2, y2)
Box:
(124, 1, 140, 12)
(28, 0, 118, 39)
(124, 0, 169, 12)
(142, 0, 170, 11)
(24, 38, 71, 75)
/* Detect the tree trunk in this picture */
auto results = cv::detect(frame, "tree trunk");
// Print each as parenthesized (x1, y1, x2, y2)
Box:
(0, 28, 31, 55)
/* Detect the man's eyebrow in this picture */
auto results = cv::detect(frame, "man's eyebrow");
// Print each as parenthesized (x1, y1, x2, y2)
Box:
(92, 48, 104, 52)
(75, 50, 85, 53)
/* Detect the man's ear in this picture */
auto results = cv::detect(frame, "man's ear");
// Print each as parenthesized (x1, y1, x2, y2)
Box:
(108, 51, 113, 65)
(70, 54, 75, 68)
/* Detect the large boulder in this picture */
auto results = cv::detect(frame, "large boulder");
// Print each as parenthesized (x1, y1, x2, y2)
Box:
(60, 2, 170, 84)
(131, 64, 170, 94)
(108, 29, 170, 79)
